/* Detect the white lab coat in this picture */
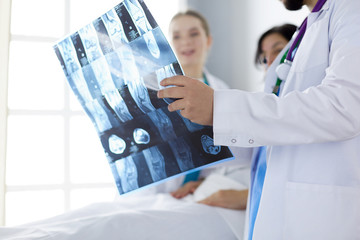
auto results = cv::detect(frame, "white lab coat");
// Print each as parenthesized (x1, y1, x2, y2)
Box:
(213, 0, 360, 239)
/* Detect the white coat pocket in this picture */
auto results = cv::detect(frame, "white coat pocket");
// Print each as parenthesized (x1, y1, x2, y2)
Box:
(283, 182, 360, 240)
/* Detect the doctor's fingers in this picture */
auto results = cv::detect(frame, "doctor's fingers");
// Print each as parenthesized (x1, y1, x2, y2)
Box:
(159, 75, 192, 87)
(157, 86, 187, 99)
(168, 98, 186, 112)
(168, 99, 198, 120)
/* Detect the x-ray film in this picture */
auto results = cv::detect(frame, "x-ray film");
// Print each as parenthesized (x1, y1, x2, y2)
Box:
(53, 0, 234, 195)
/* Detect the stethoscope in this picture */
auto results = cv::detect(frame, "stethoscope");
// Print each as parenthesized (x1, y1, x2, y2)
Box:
(273, 0, 328, 95)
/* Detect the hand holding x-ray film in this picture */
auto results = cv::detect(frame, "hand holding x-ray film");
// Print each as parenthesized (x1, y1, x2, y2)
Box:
(158, 75, 214, 126)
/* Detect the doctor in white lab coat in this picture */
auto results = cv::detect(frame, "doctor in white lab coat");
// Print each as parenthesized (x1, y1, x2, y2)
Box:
(158, 0, 360, 239)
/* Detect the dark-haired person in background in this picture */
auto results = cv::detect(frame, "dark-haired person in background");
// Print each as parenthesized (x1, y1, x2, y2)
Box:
(255, 24, 297, 69)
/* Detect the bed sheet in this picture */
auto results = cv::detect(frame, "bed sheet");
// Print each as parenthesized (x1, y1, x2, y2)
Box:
(0, 193, 245, 240)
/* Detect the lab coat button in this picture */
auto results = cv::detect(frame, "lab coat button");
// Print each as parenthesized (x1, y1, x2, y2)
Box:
(231, 139, 237, 143)
(249, 139, 254, 144)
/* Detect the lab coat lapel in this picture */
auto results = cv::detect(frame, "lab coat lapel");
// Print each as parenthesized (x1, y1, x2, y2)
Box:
(307, 1, 330, 28)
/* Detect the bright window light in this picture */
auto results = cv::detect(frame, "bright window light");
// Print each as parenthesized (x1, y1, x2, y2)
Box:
(4, 0, 181, 226)
(6, 190, 64, 226)
(8, 41, 64, 110)
(6, 115, 64, 185)
(10, 0, 65, 37)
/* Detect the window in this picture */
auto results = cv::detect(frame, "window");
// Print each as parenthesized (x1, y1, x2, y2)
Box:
(2, 0, 181, 226)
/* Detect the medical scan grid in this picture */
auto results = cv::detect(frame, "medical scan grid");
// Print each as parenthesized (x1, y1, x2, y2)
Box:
(54, 0, 233, 194)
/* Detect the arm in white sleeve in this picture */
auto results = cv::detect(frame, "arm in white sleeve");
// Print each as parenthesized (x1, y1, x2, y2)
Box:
(213, 1, 360, 147)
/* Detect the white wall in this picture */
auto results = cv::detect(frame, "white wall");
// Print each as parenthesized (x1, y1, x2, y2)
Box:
(0, 0, 11, 226)
(184, 0, 308, 91)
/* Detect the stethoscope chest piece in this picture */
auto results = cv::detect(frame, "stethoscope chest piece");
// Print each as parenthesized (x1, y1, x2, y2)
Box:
(275, 61, 292, 81)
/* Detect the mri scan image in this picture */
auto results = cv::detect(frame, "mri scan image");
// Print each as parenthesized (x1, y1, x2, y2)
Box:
(54, 0, 233, 195)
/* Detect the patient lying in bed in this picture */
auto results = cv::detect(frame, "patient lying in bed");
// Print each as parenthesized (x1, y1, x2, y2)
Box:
(0, 163, 250, 240)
